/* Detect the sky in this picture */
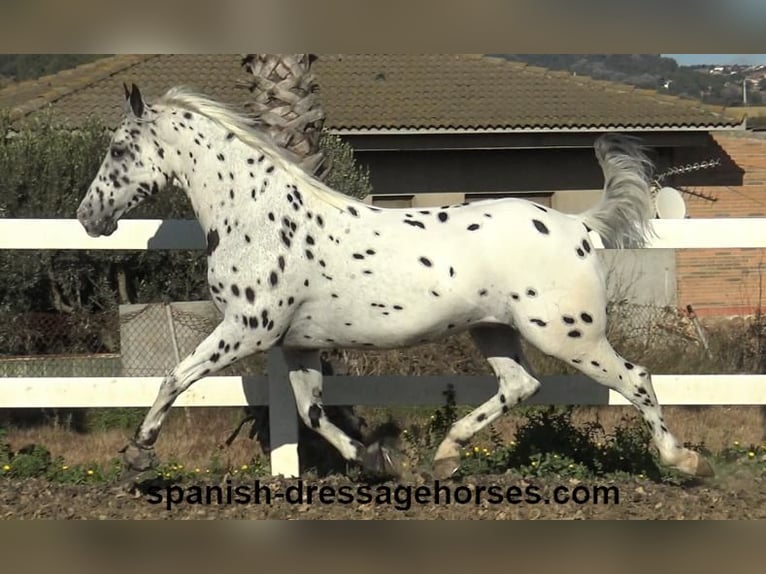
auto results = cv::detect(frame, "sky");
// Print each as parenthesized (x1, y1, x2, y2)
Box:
(664, 54, 766, 66)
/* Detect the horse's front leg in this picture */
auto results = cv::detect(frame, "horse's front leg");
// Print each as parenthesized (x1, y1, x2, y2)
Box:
(121, 317, 258, 475)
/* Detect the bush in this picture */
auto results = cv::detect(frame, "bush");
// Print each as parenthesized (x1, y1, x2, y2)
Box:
(457, 406, 663, 480)
(319, 131, 372, 200)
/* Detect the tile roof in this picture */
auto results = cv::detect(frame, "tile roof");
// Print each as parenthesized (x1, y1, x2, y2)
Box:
(0, 54, 745, 132)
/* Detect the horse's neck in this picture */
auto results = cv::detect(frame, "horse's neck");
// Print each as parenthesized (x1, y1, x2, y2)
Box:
(172, 127, 327, 233)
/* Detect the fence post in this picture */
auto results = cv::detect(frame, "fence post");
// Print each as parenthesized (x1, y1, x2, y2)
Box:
(164, 302, 193, 427)
(266, 348, 300, 477)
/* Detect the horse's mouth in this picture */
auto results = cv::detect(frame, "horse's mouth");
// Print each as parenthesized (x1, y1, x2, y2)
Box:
(101, 219, 118, 236)
(82, 217, 118, 237)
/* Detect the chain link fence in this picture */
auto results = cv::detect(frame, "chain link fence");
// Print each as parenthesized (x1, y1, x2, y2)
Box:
(0, 299, 705, 378)
(0, 301, 267, 378)
(607, 301, 699, 348)
(119, 301, 266, 377)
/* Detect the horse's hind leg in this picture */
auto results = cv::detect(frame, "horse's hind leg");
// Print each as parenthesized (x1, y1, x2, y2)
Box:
(518, 315, 714, 477)
(282, 348, 400, 476)
(432, 325, 541, 479)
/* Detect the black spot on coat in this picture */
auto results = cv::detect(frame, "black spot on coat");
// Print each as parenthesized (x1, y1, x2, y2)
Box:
(205, 229, 220, 256)
(532, 219, 549, 234)
(404, 219, 426, 229)
(308, 404, 322, 428)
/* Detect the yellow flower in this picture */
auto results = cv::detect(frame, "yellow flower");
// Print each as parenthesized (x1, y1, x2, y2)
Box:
(465, 451, 472, 457)
(62, 465, 69, 471)
(241, 464, 249, 471)
(474, 446, 480, 452)
(531, 461, 538, 467)
(2, 464, 10, 472)
(194, 468, 201, 473)
(734, 440, 740, 447)
(86, 469, 94, 476)
(748, 451, 756, 458)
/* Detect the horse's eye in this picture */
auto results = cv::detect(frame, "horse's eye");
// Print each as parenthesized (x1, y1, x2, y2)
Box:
(111, 147, 126, 160)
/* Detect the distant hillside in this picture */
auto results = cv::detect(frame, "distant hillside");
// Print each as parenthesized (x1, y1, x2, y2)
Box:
(494, 54, 760, 106)
(0, 55, 109, 84)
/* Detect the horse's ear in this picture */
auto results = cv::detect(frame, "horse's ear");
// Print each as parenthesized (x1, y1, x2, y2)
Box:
(128, 83, 145, 118)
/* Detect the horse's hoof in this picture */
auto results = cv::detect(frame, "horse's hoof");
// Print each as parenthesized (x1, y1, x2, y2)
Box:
(120, 440, 158, 473)
(694, 454, 715, 478)
(114, 467, 152, 495)
(362, 442, 403, 478)
(432, 456, 461, 480)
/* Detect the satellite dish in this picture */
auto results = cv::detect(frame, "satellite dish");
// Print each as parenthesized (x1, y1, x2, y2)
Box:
(654, 186, 687, 219)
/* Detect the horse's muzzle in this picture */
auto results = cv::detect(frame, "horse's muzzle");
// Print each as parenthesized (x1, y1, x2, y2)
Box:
(77, 205, 118, 237)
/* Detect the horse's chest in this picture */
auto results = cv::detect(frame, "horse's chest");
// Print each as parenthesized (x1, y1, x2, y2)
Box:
(206, 249, 260, 309)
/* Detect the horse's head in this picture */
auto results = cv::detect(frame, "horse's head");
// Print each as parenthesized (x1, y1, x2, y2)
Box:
(77, 84, 172, 237)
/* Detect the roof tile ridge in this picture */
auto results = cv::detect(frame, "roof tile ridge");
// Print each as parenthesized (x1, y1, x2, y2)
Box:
(4, 54, 158, 121)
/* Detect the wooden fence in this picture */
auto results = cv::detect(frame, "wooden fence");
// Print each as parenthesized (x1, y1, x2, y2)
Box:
(1, 218, 765, 476)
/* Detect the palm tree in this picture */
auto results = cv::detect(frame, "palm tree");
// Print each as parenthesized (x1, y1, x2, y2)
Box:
(240, 54, 328, 180)
(236, 54, 370, 470)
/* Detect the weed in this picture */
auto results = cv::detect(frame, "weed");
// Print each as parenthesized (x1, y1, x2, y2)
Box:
(457, 406, 670, 481)
(85, 408, 145, 432)
(401, 384, 464, 467)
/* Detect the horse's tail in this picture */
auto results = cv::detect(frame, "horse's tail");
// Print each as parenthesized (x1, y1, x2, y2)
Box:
(579, 133, 656, 249)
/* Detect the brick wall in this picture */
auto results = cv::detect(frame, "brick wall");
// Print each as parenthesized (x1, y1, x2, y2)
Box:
(674, 132, 766, 316)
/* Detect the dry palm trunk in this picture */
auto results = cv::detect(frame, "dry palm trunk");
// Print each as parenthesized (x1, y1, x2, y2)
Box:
(234, 55, 369, 459)
(240, 54, 329, 180)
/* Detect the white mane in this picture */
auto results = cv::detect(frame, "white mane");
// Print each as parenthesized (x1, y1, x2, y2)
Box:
(156, 86, 352, 211)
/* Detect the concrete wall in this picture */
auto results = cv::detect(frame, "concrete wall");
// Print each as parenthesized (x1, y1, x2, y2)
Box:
(551, 190, 602, 214)
(599, 250, 678, 307)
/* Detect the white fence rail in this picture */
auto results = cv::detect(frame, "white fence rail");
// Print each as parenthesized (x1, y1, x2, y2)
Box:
(3, 218, 766, 250)
(2, 218, 765, 477)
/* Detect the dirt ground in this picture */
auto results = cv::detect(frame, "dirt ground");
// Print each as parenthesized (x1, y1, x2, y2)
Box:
(1, 469, 764, 519)
(2, 403, 765, 519)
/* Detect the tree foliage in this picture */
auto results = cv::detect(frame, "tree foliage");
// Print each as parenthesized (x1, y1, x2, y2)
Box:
(319, 131, 372, 200)
(0, 111, 372, 326)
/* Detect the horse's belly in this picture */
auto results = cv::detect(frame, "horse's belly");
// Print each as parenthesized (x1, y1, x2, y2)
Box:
(282, 296, 499, 349)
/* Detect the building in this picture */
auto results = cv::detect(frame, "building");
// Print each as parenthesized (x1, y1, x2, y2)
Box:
(1, 54, 759, 315)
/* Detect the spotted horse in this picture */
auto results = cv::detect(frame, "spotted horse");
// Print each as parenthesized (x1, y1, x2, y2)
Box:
(77, 84, 713, 481)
